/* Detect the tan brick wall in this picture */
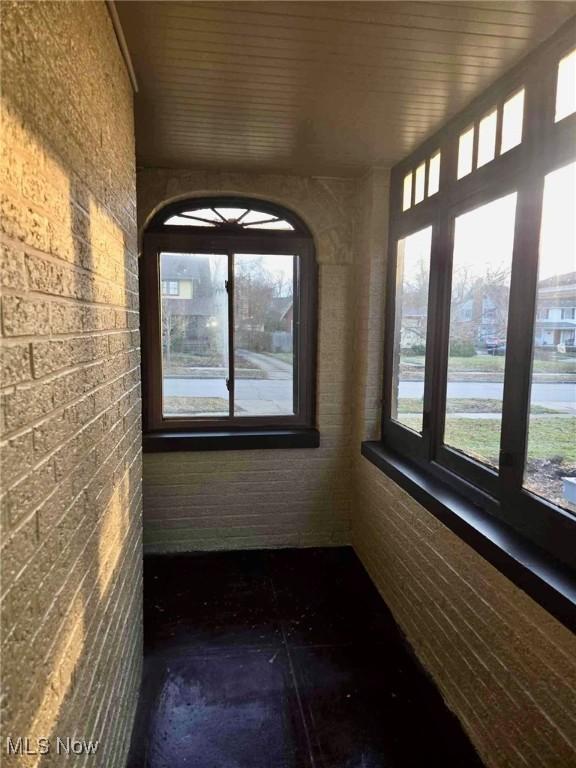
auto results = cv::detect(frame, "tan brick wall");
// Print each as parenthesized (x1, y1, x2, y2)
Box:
(352, 171, 576, 768)
(0, 3, 142, 766)
(138, 169, 358, 552)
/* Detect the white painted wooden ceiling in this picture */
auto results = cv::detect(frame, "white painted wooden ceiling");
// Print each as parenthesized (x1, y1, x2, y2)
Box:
(116, 1, 576, 176)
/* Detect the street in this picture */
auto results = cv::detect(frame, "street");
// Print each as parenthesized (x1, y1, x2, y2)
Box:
(163, 376, 576, 413)
(397, 380, 576, 409)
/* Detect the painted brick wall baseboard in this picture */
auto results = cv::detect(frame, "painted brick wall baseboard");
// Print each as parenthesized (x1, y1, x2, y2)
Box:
(0, 3, 142, 766)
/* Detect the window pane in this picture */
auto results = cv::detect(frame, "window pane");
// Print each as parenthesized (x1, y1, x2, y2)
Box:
(160, 252, 229, 418)
(501, 89, 524, 154)
(403, 173, 412, 211)
(428, 152, 441, 196)
(165, 215, 215, 227)
(234, 253, 296, 416)
(457, 127, 474, 179)
(555, 48, 576, 122)
(182, 208, 222, 222)
(444, 193, 517, 467)
(477, 109, 497, 168)
(391, 226, 432, 432)
(214, 207, 247, 221)
(524, 162, 576, 513)
(244, 219, 294, 230)
(414, 163, 426, 204)
(240, 210, 277, 225)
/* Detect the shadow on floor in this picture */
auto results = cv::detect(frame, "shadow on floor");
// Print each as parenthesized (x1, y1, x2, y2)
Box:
(127, 547, 484, 768)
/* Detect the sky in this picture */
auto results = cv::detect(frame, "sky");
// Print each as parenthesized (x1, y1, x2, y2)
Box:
(400, 158, 576, 289)
(539, 160, 576, 282)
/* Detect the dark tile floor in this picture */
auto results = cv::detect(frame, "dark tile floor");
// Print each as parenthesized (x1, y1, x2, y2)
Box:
(127, 547, 484, 768)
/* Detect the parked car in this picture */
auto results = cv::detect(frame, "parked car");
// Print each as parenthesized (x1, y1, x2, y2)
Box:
(484, 337, 507, 355)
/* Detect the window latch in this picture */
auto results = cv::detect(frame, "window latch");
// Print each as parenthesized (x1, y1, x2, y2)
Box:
(225, 378, 230, 391)
(225, 279, 229, 292)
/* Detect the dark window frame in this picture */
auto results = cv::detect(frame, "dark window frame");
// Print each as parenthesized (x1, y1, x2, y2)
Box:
(380, 19, 576, 569)
(141, 196, 318, 446)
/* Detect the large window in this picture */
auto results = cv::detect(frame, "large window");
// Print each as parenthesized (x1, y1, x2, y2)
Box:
(382, 28, 576, 566)
(142, 198, 317, 434)
(390, 226, 432, 432)
(443, 193, 517, 469)
(524, 162, 576, 509)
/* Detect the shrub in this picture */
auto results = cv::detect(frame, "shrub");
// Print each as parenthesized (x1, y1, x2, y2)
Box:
(409, 343, 427, 356)
(450, 339, 476, 357)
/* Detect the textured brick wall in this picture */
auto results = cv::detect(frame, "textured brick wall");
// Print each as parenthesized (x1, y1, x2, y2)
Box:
(138, 169, 358, 552)
(0, 3, 142, 766)
(352, 171, 576, 768)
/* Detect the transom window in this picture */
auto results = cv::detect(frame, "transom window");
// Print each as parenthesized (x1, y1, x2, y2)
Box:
(555, 47, 576, 122)
(142, 197, 317, 434)
(164, 205, 295, 230)
(402, 150, 441, 210)
(384, 27, 576, 568)
(457, 89, 526, 180)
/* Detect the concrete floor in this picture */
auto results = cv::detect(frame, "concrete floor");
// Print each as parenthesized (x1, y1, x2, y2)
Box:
(127, 548, 484, 768)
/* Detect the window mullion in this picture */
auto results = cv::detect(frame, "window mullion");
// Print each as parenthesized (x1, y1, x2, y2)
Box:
(499, 178, 545, 498)
(227, 252, 235, 419)
(292, 254, 299, 417)
(471, 119, 479, 173)
(494, 99, 504, 159)
(381, 219, 400, 436)
(498, 58, 548, 497)
(426, 134, 457, 461)
(427, 215, 454, 463)
(422, 223, 442, 458)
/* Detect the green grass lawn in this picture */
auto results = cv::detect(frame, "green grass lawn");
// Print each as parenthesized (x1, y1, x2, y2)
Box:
(164, 353, 265, 378)
(268, 352, 294, 365)
(166, 352, 224, 367)
(397, 398, 560, 414)
(523, 417, 576, 461)
(163, 396, 231, 415)
(398, 414, 576, 463)
(402, 355, 576, 374)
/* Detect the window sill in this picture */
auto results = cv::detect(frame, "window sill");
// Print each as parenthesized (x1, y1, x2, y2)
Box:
(143, 428, 320, 453)
(361, 441, 576, 633)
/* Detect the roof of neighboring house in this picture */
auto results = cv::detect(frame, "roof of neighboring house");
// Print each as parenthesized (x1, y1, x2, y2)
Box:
(538, 271, 576, 289)
(267, 296, 293, 322)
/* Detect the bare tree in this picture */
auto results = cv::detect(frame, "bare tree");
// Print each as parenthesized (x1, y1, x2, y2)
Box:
(161, 299, 179, 369)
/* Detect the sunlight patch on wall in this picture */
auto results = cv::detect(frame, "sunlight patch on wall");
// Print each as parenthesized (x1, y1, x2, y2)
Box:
(22, 595, 85, 768)
(98, 471, 131, 600)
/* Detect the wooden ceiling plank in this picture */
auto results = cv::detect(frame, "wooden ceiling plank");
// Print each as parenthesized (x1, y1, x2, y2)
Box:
(116, 0, 575, 176)
(156, 1, 558, 38)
